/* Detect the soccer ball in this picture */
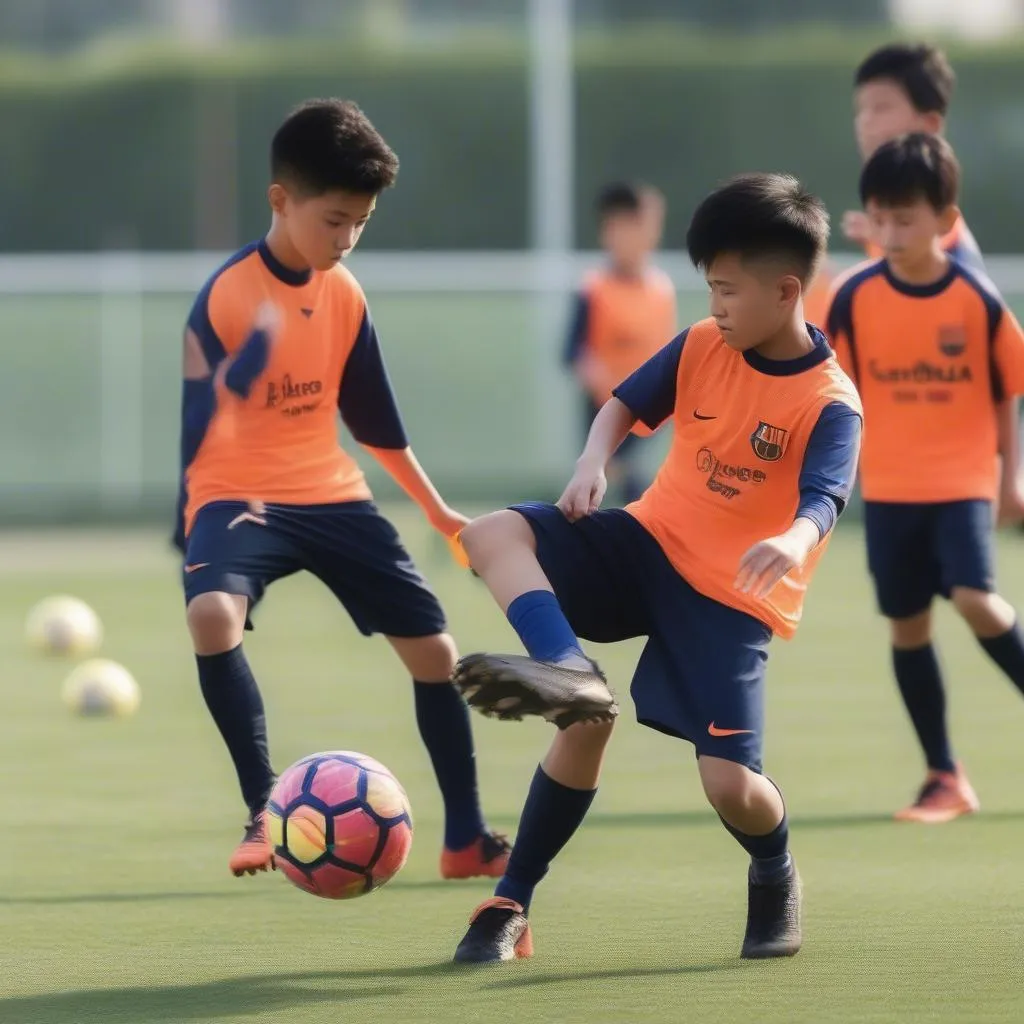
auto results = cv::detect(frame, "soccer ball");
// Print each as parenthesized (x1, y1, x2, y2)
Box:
(61, 659, 140, 718)
(267, 750, 413, 899)
(25, 595, 102, 655)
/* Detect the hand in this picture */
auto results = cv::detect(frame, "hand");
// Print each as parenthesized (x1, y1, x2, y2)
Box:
(428, 504, 471, 539)
(735, 531, 812, 599)
(227, 500, 268, 529)
(997, 478, 1024, 527)
(842, 210, 873, 246)
(557, 458, 607, 522)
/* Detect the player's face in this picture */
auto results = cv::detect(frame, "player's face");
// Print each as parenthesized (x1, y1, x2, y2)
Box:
(705, 254, 797, 351)
(278, 188, 377, 271)
(601, 203, 662, 270)
(865, 198, 958, 268)
(854, 80, 940, 161)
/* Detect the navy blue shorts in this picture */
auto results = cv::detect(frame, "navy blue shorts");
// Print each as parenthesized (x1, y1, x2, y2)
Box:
(183, 500, 447, 638)
(513, 502, 772, 772)
(864, 499, 995, 619)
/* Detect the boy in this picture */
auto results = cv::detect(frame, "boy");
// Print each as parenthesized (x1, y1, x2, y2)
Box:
(826, 133, 1024, 822)
(448, 173, 863, 963)
(174, 99, 509, 881)
(564, 182, 676, 504)
(842, 42, 1024, 523)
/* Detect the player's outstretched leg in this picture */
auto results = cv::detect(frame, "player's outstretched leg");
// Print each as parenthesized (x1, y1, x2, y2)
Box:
(699, 756, 801, 959)
(453, 512, 618, 729)
(454, 720, 611, 963)
(889, 611, 979, 823)
(187, 592, 276, 877)
(388, 633, 512, 880)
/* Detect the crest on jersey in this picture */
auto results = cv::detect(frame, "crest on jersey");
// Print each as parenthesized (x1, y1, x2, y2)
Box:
(937, 325, 966, 357)
(750, 421, 789, 462)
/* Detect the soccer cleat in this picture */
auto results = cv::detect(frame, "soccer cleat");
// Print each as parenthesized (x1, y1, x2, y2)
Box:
(453, 897, 533, 963)
(229, 810, 275, 877)
(741, 863, 802, 959)
(441, 831, 512, 880)
(894, 765, 980, 824)
(452, 652, 618, 729)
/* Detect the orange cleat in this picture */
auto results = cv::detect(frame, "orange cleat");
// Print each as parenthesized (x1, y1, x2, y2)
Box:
(440, 831, 512, 880)
(453, 897, 533, 963)
(229, 810, 276, 876)
(894, 765, 980, 824)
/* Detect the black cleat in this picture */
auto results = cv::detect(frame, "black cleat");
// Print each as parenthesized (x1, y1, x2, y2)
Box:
(452, 652, 618, 729)
(741, 863, 802, 959)
(453, 897, 533, 963)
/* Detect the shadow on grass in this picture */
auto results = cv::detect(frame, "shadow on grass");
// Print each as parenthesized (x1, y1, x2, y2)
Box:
(0, 964, 463, 1024)
(482, 959, 742, 990)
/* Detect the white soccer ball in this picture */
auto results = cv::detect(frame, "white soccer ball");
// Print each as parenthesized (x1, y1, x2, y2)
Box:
(25, 595, 103, 656)
(61, 659, 140, 718)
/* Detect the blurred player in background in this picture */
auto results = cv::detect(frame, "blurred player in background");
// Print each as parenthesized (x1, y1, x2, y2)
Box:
(449, 173, 862, 964)
(811, 42, 1024, 522)
(174, 99, 509, 881)
(564, 182, 676, 504)
(826, 134, 1024, 822)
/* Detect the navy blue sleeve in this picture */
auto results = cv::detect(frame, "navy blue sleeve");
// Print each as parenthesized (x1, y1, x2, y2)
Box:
(611, 329, 689, 429)
(563, 292, 591, 366)
(947, 227, 987, 277)
(797, 401, 862, 539)
(224, 329, 270, 398)
(173, 377, 216, 552)
(338, 309, 409, 449)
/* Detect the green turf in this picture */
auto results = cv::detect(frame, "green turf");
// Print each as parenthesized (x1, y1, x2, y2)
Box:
(4, 515, 1024, 1023)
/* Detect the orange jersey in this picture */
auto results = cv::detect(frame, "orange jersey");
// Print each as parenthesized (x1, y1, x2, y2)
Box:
(826, 259, 1024, 503)
(178, 240, 407, 536)
(564, 266, 677, 404)
(616, 319, 862, 638)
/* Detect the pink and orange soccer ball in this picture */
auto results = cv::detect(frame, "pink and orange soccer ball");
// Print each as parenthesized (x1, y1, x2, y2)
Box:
(267, 751, 413, 899)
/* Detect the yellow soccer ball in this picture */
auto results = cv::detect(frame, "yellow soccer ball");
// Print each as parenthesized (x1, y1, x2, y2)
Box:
(61, 659, 140, 718)
(25, 595, 103, 656)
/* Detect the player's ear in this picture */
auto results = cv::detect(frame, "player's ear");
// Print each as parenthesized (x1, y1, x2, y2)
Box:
(938, 204, 960, 235)
(778, 275, 801, 308)
(268, 183, 289, 217)
(923, 111, 944, 136)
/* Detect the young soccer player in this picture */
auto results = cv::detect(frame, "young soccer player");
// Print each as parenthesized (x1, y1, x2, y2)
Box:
(826, 133, 1024, 822)
(447, 173, 863, 963)
(843, 42, 1024, 524)
(564, 182, 676, 504)
(174, 99, 509, 880)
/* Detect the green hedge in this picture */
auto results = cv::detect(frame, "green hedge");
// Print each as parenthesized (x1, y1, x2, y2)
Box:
(2, 31, 1024, 252)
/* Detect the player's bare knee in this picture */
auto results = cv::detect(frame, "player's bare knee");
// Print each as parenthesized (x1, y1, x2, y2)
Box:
(460, 510, 534, 570)
(951, 587, 1015, 637)
(558, 718, 615, 753)
(890, 610, 932, 649)
(388, 632, 458, 682)
(186, 592, 246, 655)
(698, 757, 760, 817)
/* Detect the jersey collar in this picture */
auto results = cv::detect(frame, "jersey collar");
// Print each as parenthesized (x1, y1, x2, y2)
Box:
(742, 324, 832, 377)
(882, 259, 958, 298)
(258, 238, 313, 287)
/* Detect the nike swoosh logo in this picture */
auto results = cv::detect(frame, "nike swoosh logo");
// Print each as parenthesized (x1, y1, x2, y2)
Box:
(693, 410, 716, 421)
(184, 562, 210, 574)
(708, 722, 754, 737)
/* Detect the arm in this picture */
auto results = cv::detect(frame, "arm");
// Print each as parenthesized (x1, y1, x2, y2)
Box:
(340, 310, 465, 537)
(558, 331, 687, 519)
(736, 402, 862, 598)
(993, 306, 1024, 524)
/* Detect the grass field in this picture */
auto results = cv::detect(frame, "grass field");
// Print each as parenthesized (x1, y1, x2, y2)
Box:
(4, 513, 1024, 1024)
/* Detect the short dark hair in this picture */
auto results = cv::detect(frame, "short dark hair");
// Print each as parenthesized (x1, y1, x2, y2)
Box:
(855, 43, 955, 115)
(271, 99, 399, 196)
(686, 173, 829, 284)
(859, 132, 959, 211)
(595, 181, 645, 219)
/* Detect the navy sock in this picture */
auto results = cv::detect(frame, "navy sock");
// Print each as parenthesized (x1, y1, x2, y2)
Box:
(495, 766, 597, 912)
(892, 644, 955, 773)
(413, 681, 487, 849)
(506, 590, 584, 663)
(978, 621, 1024, 697)
(719, 813, 792, 884)
(196, 646, 274, 817)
